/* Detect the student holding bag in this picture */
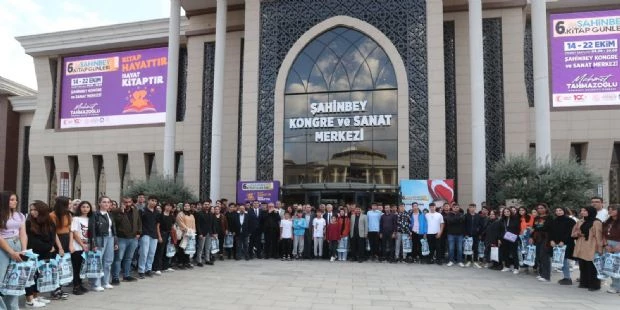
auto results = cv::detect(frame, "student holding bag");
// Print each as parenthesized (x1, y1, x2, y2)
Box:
(88, 196, 118, 292)
(25, 200, 67, 308)
(499, 208, 520, 274)
(0, 192, 27, 310)
(69, 201, 92, 295)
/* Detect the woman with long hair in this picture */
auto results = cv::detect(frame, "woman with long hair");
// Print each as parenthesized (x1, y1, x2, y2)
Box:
(603, 204, 620, 294)
(88, 196, 117, 292)
(176, 202, 196, 269)
(518, 207, 534, 235)
(25, 200, 67, 307)
(572, 206, 604, 291)
(530, 203, 552, 282)
(499, 208, 520, 274)
(50, 196, 72, 263)
(69, 201, 92, 295)
(549, 207, 576, 285)
(0, 192, 27, 309)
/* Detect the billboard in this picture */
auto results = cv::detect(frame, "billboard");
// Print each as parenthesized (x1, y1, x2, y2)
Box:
(400, 179, 455, 211)
(550, 10, 620, 108)
(236, 181, 280, 204)
(60, 47, 168, 128)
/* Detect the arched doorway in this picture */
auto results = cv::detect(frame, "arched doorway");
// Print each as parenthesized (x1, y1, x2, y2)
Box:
(281, 26, 400, 208)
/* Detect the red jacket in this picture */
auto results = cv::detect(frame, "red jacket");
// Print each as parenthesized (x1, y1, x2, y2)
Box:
(326, 223, 341, 241)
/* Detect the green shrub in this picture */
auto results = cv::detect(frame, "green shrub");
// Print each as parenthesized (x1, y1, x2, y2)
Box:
(492, 155, 601, 210)
(123, 175, 197, 203)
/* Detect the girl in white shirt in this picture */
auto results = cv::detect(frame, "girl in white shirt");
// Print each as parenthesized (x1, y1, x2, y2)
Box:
(69, 201, 92, 295)
(279, 213, 293, 260)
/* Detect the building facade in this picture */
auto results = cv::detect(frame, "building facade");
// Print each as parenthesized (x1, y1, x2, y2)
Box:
(13, 0, 620, 209)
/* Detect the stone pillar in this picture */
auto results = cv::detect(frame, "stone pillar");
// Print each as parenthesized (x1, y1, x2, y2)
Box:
(469, 0, 486, 205)
(532, 0, 552, 165)
(163, 0, 180, 178)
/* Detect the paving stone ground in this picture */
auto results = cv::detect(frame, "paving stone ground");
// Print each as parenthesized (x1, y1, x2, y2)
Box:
(41, 259, 619, 310)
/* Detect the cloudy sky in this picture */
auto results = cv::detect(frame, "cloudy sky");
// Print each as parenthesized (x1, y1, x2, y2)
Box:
(0, 0, 179, 90)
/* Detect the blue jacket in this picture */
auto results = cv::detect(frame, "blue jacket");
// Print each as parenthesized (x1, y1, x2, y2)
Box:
(410, 212, 428, 235)
(292, 218, 308, 236)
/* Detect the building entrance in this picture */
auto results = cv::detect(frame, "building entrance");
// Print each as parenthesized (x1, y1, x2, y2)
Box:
(282, 188, 398, 210)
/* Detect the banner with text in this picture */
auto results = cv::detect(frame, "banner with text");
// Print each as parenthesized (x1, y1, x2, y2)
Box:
(236, 181, 280, 203)
(60, 47, 168, 128)
(400, 179, 455, 211)
(550, 10, 620, 108)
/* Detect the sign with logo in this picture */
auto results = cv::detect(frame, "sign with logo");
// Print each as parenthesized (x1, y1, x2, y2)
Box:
(400, 179, 455, 211)
(550, 10, 620, 108)
(236, 181, 280, 203)
(60, 47, 168, 128)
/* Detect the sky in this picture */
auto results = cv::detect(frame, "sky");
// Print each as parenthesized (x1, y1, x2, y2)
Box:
(0, 0, 181, 90)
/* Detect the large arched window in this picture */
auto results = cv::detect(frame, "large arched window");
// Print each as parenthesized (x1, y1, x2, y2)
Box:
(283, 27, 398, 187)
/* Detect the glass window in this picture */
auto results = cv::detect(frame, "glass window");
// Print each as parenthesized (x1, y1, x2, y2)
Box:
(284, 27, 398, 186)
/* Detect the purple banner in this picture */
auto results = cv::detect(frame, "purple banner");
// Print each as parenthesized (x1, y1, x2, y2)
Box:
(60, 47, 168, 128)
(236, 181, 280, 204)
(550, 10, 620, 108)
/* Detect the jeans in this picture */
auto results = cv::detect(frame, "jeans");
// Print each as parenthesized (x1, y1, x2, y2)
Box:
(113, 238, 138, 279)
(447, 234, 464, 263)
(94, 236, 115, 287)
(608, 240, 620, 290)
(0, 238, 21, 310)
(367, 232, 380, 258)
(535, 241, 551, 280)
(561, 258, 571, 279)
(337, 237, 349, 261)
(381, 234, 394, 260)
(196, 235, 212, 263)
(394, 233, 405, 259)
(236, 235, 249, 259)
(292, 235, 304, 256)
(138, 235, 158, 273)
(313, 237, 323, 256)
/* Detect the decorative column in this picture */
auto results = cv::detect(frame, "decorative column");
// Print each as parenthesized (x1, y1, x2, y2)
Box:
(210, 0, 227, 200)
(469, 0, 486, 205)
(163, 0, 180, 179)
(532, 0, 552, 165)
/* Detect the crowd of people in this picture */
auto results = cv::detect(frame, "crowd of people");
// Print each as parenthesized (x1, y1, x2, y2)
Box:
(0, 191, 618, 309)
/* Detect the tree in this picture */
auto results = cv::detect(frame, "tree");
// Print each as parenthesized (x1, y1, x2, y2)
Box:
(492, 155, 601, 210)
(123, 175, 197, 203)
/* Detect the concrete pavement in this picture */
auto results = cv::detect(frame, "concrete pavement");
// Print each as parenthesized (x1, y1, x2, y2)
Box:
(41, 259, 619, 310)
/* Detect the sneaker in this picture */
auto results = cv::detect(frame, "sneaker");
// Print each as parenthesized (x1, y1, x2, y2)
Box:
(145, 271, 153, 277)
(513, 269, 519, 275)
(35, 297, 51, 304)
(123, 276, 138, 282)
(138, 273, 145, 279)
(536, 275, 543, 280)
(165, 268, 175, 272)
(538, 277, 549, 282)
(103, 284, 114, 289)
(79, 285, 89, 293)
(607, 289, 619, 294)
(196, 262, 204, 267)
(330, 257, 335, 262)
(458, 262, 465, 267)
(25, 300, 46, 308)
(154, 271, 162, 275)
(474, 262, 482, 269)
(558, 278, 573, 285)
(205, 261, 214, 265)
(281, 257, 285, 261)
(446, 262, 454, 267)
(72, 287, 84, 295)
(111, 278, 120, 285)
(93, 286, 104, 292)
(501, 268, 511, 272)
(465, 261, 472, 267)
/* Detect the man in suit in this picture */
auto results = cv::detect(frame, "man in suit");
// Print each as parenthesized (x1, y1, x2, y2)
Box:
(350, 205, 368, 263)
(322, 204, 337, 259)
(303, 204, 315, 259)
(248, 201, 264, 259)
(234, 205, 250, 260)
(263, 202, 281, 259)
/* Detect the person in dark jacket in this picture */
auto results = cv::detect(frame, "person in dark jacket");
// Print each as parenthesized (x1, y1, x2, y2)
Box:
(483, 210, 503, 270)
(464, 203, 482, 267)
(224, 203, 238, 259)
(379, 208, 397, 263)
(445, 204, 466, 266)
(263, 203, 281, 259)
(247, 201, 263, 259)
(195, 202, 215, 266)
(499, 208, 521, 274)
(233, 205, 250, 260)
(110, 196, 142, 283)
(25, 201, 66, 306)
(529, 203, 552, 282)
(213, 205, 228, 260)
(89, 196, 117, 291)
(549, 207, 576, 285)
